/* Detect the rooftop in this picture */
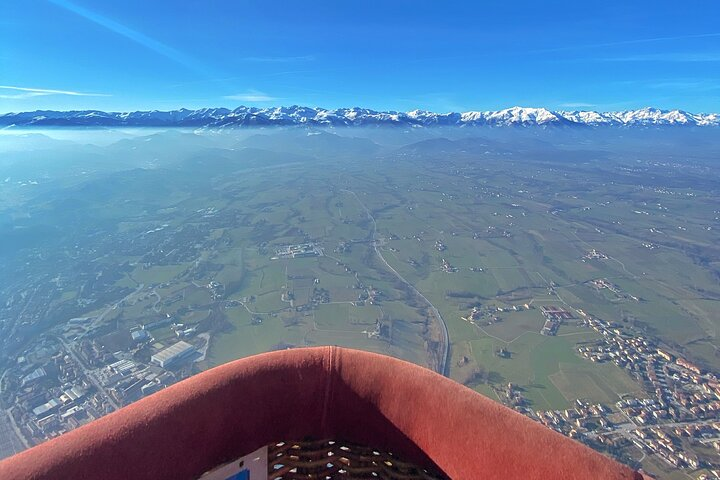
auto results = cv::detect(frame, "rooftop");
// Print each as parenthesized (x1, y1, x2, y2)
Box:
(0, 347, 650, 479)
(150, 341, 194, 364)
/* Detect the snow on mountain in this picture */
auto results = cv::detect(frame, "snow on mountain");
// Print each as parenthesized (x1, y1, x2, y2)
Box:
(479, 107, 566, 126)
(0, 106, 717, 128)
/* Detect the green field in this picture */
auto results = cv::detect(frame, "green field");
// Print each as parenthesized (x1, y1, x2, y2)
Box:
(8, 128, 718, 414)
(89, 145, 717, 411)
(6, 127, 720, 476)
(463, 330, 642, 410)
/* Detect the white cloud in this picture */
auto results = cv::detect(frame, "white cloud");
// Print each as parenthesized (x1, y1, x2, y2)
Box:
(224, 90, 278, 102)
(47, 0, 207, 74)
(0, 85, 110, 99)
(0, 92, 50, 99)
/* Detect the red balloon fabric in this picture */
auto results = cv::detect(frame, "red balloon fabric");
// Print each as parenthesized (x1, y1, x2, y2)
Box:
(0, 346, 649, 479)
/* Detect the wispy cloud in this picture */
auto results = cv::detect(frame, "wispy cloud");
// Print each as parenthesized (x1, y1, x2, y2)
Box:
(238, 55, 315, 63)
(614, 78, 720, 92)
(602, 52, 720, 62)
(224, 90, 279, 102)
(0, 85, 110, 99)
(0, 93, 41, 100)
(47, 0, 207, 74)
(528, 32, 720, 55)
(648, 79, 720, 90)
(405, 32, 720, 66)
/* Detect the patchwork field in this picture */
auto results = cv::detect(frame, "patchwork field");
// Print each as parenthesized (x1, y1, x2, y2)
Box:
(84, 141, 718, 414)
(5, 128, 719, 413)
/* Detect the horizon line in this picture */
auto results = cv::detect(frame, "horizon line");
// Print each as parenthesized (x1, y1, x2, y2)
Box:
(1, 104, 718, 116)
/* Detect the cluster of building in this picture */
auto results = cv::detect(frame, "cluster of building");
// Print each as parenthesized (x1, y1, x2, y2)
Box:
(589, 278, 619, 292)
(579, 316, 720, 422)
(473, 225, 512, 240)
(462, 307, 485, 324)
(335, 241, 352, 254)
(272, 243, 322, 259)
(170, 322, 198, 339)
(4, 327, 200, 450)
(573, 314, 720, 472)
(524, 399, 613, 442)
(501, 383, 527, 407)
(440, 258, 457, 273)
(97, 356, 177, 404)
(475, 306, 720, 474)
(540, 305, 573, 336)
(462, 303, 532, 326)
(7, 340, 112, 445)
(524, 394, 719, 473)
(364, 319, 386, 339)
(206, 281, 225, 301)
(587, 279, 639, 302)
(359, 286, 383, 306)
(582, 249, 608, 261)
(629, 425, 709, 469)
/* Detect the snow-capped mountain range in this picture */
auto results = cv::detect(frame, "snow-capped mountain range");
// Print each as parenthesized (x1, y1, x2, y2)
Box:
(1, 106, 718, 128)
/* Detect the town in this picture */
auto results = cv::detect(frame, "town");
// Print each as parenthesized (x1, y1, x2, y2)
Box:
(2, 122, 719, 480)
(0, 315, 208, 448)
(495, 310, 720, 477)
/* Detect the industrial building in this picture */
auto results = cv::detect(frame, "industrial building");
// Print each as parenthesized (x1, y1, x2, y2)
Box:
(32, 399, 60, 417)
(131, 329, 149, 343)
(1, 347, 652, 480)
(21, 367, 46, 386)
(150, 341, 196, 368)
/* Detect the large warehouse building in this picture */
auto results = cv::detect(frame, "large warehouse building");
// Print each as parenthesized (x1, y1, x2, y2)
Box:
(151, 341, 196, 368)
(0, 347, 651, 480)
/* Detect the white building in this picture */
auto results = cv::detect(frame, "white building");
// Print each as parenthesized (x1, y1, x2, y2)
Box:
(151, 341, 196, 368)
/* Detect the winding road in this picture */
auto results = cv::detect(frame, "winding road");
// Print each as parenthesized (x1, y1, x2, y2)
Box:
(344, 189, 450, 376)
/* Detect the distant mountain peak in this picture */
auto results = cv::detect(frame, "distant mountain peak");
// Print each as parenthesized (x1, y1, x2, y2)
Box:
(0, 105, 718, 128)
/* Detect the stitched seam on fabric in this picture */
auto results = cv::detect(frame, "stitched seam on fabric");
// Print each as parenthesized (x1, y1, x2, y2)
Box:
(320, 345, 335, 433)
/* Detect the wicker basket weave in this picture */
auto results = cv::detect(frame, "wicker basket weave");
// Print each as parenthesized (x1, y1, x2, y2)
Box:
(268, 439, 447, 479)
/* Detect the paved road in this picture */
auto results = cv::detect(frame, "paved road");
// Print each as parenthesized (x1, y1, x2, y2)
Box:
(590, 418, 720, 441)
(344, 189, 450, 376)
(0, 410, 25, 460)
(55, 336, 120, 411)
(91, 284, 144, 330)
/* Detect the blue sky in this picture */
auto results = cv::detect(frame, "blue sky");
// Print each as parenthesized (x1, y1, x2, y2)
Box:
(1, 0, 719, 113)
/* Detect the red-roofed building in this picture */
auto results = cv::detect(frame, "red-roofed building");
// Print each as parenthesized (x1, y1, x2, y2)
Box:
(0, 347, 651, 479)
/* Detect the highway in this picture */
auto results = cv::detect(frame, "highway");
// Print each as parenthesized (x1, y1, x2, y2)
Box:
(90, 284, 145, 331)
(344, 189, 450, 376)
